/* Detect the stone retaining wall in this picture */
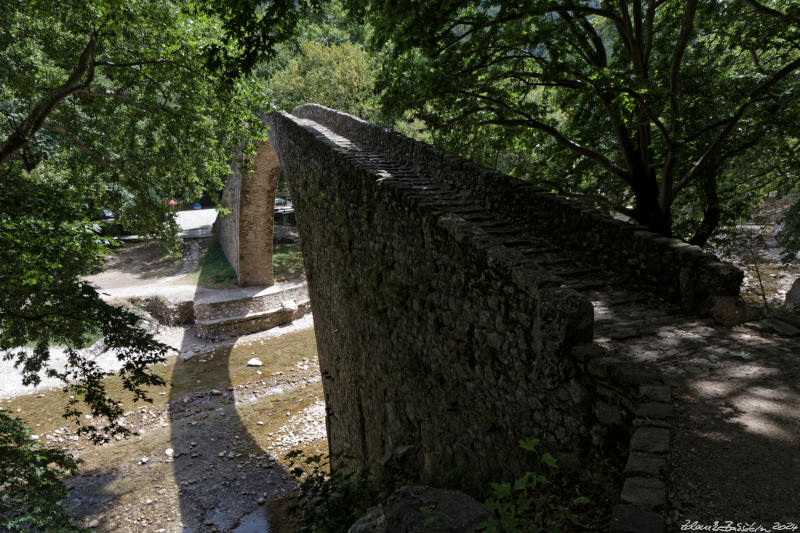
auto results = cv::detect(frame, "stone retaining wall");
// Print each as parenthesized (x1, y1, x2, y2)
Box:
(292, 104, 745, 325)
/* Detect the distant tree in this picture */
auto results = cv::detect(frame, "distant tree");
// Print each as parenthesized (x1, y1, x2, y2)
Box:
(267, 40, 379, 120)
(344, 0, 800, 244)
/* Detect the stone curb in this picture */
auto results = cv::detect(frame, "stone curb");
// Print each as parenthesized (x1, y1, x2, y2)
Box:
(571, 343, 671, 533)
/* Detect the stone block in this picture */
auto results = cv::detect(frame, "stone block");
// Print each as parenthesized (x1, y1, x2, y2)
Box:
(608, 361, 660, 387)
(630, 427, 670, 454)
(571, 343, 606, 364)
(624, 453, 667, 477)
(587, 357, 624, 378)
(633, 418, 669, 429)
(594, 400, 624, 427)
(639, 385, 671, 403)
(709, 295, 747, 327)
(609, 504, 665, 533)
(635, 402, 673, 419)
(620, 477, 666, 508)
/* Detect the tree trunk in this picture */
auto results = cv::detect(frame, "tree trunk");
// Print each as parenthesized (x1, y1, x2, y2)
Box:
(688, 172, 720, 246)
(630, 175, 673, 236)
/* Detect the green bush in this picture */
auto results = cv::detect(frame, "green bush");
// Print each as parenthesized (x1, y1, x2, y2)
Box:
(285, 449, 377, 533)
(0, 413, 87, 532)
(481, 438, 590, 533)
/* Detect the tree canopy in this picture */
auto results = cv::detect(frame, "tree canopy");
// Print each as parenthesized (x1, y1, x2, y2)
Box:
(345, 0, 800, 244)
(267, 39, 379, 119)
(0, 0, 274, 436)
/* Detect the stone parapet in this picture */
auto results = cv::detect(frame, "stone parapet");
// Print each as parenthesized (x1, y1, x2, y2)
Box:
(292, 104, 745, 325)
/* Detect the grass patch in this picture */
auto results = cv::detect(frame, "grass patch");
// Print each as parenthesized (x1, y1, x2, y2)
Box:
(195, 239, 238, 289)
(274, 244, 304, 282)
(184, 240, 303, 288)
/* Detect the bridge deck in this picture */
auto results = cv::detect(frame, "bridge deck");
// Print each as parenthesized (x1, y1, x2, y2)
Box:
(283, 112, 800, 526)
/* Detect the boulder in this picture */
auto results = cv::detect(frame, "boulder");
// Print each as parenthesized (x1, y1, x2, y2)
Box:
(784, 278, 800, 311)
(348, 486, 491, 533)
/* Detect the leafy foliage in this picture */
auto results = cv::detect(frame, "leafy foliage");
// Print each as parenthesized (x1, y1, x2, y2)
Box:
(347, 0, 800, 244)
(482, 438, 590, 533)
(285, 449, 378, 533)
(0, 0, 268, 438)
(267, 39, 379, 120)
(198, 0, 322, 81)
(0, 413, 86, 532)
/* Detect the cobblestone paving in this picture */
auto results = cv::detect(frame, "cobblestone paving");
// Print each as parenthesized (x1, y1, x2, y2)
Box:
(586, 284, 800, 527)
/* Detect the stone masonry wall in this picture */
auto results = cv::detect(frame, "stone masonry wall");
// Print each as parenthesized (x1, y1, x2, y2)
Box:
(219, 141, 282, 286)
(292, 104, 745, 326)
(218, 157, 241, 276)
(267, 111, 596, 496)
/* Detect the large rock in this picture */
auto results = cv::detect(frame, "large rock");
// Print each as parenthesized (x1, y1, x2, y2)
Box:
(348, 486, 491, 533)
(784, 277, 800, 311)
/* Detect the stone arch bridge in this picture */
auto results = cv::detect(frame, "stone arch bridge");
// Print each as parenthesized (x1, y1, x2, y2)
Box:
(217, 105, 798, 530)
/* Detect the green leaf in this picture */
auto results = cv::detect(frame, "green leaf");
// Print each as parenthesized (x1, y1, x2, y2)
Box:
(541, 453, 558, 468)
(519, 437, 539, 452)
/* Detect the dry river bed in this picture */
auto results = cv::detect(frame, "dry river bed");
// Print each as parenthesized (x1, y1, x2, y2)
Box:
(0, 324, 326, 533)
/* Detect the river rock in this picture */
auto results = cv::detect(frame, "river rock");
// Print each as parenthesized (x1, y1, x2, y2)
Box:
(247, 358, 263, 366)
(347, 485, 490, 533)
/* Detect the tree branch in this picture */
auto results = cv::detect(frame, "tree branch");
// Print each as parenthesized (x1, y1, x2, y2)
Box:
(0, 33, 97, 165)
(674, 55, 800, 198)
(466, 108, 631, 183)
(535, 177, 636, 216)
(663, 0, 698, 203)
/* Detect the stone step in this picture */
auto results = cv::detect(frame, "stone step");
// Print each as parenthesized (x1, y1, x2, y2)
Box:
(196, 299, 312, 340)
(193, 283, 308, 322)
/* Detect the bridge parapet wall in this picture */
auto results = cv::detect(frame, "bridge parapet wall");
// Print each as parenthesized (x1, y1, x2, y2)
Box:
(292, 104, 744, 325)
(267, 110, 596, 494)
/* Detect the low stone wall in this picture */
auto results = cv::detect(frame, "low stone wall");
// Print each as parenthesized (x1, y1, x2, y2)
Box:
(134, 296, 195, 326)
(292, 104, 745, 325)
(572, 344, 671, 533)
(195, 299, 311, 340)
(268, 110, 596, 495)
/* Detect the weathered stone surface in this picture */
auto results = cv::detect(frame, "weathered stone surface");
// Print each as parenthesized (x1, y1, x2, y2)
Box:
(266, 107, 599, 494)
(347, 486, 490, 533)
(709, 295, 747, 327)
(635, 402, 672, 419)
(625, 453, 667, 477)
(639, 385, 671, 403)
(620, 477, 666, 508)
(219, 139, 282, 286)
(594, 400, 625, 427)
(630, 427, 670, 454)
(252, 104, 747, 502)
(784, 277, 800, 311)
(137, 296, 194, 326)
(761, 317, 800, 337)
(609, 504, 665, 533)
(195, 299, 311, 340)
